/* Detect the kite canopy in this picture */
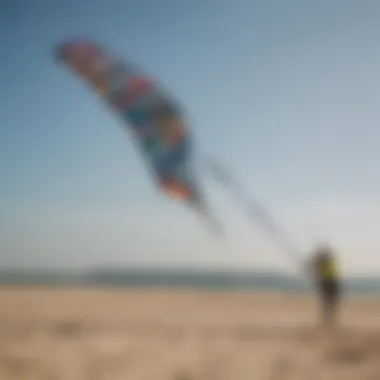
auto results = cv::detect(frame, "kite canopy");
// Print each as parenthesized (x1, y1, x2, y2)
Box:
(55, 37, 211, 219)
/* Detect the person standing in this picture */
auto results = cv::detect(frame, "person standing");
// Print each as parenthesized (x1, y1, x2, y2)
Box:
(308, 244, 342, 329)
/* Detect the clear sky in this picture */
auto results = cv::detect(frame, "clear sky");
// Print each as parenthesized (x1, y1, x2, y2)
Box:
(1, 0, 380, 274)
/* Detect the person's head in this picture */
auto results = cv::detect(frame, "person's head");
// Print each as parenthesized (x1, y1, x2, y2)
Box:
(315, 243, 334, 261)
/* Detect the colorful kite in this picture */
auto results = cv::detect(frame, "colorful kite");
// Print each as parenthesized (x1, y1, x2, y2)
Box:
(55, 37, 221, 232)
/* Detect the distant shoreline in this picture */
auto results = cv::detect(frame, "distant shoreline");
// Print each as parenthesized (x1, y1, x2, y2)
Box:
(0, 268, 378, 294)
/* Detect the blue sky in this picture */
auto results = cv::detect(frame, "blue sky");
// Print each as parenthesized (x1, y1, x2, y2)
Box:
(1, 0, 380, 274)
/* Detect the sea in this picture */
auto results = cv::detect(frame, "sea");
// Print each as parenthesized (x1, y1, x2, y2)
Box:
(0, 268, 379, 294)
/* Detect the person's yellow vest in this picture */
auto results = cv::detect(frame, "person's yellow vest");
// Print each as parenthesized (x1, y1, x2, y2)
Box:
(320, 259, 338, 280)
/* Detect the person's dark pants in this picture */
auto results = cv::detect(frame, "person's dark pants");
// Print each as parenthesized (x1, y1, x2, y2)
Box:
(318, 279, 341, 328)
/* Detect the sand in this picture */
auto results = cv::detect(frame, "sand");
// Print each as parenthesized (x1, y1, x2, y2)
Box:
(0, 287, 379, 380)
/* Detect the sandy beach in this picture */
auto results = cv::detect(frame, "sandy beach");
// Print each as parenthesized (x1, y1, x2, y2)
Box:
(0, 287, 379, 379)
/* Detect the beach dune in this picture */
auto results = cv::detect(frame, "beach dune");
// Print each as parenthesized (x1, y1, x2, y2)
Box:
(0, 288, 379, 379)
